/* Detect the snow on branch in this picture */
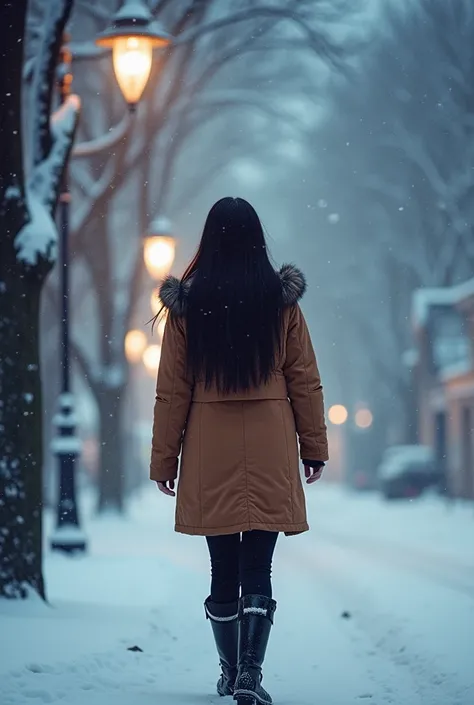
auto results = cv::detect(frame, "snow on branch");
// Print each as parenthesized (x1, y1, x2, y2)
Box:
(14, 0, 81, 266)
(16, 20, 80, 267)
(16, 95, 80, 266)
(35, 95, 80, 211)
(15, 192, 58, 266)
(70, 41, 109, 61)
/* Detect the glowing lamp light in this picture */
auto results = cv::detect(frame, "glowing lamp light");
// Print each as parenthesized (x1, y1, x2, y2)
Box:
(124, 329, 147, 363)
(112, 36, 153, 108)
(142, 344, 161, 374)
(328, 404, 348, 426)
(355, 408, 373, 429)
(96, 0, 172, 111)
(144, 236, 176, 279)
(144, 216, 175, 279)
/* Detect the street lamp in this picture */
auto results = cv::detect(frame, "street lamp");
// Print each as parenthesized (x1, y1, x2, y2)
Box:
(50, 3, 172, 554)
(50, 38, 87, 554)
(143, 216, 176, 280)
(96, 0, 172, 112)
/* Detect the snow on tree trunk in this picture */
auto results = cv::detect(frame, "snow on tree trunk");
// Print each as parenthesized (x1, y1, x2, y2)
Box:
(0, 0, 78, 599)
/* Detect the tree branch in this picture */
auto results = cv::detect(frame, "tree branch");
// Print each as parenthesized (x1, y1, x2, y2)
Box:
(187, 91, 300, 128)
(71, 156, 115, 236)
(72, 112, 131, 158)
(70, 42, 109, 61)
(31, 0, 74, 167)
(177, 5, 344, 65)
(32, 96, 81, 214)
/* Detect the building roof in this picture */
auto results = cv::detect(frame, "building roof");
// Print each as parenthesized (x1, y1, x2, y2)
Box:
(412, 277, 474, 329)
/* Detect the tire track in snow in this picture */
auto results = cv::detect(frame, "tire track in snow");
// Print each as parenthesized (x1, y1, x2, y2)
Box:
(314, 524, 474, 600)
(279, 534, 474, 705)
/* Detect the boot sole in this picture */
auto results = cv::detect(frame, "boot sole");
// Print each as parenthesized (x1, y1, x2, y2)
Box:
(234, 689, 271, 705)
(234, 696, 256, 705)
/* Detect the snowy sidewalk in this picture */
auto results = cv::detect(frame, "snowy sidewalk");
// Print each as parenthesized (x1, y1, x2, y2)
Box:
(1, 483, 474, 705)
(1, 490, 213, 705)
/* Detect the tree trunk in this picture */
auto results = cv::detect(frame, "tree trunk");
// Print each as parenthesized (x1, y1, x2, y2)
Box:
(0, 0, 47, 599)
(0, 0, 77, 598)
(0, 266, 48, 598)
(97, 384, 126, 514)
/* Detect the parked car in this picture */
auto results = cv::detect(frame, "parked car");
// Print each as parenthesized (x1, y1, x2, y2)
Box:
(377, 445, 441, 500)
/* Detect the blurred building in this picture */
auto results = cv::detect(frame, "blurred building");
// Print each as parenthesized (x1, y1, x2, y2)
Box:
(412, 278, 474, 499)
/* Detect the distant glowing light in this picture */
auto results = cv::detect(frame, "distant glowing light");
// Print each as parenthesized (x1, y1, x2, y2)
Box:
(143, 235, 175, 280)
(328, 404, 348, 425)
(355, 408, 373, 429)
(124, 329, 147, 363)
(142, 344, 161, 374)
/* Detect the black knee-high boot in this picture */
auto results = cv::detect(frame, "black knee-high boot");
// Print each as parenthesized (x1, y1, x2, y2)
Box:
(233, 594, 277, 705)
(205, 597, 239, 696)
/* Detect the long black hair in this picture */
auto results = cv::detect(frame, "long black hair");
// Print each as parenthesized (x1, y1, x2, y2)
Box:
(179, 197, 284, 393)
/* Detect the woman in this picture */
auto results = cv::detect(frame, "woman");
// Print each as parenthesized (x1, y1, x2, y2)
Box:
(150, 197, 328, 705)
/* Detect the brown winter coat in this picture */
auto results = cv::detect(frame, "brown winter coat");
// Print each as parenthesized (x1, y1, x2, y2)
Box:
(150, 265, 328, 536)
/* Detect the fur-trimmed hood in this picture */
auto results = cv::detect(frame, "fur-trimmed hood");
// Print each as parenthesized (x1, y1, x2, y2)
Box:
(159, 264, 306, 317)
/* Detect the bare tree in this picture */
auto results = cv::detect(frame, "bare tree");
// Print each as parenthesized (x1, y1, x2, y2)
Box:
(40, 0, 354, 513)
(0, 0, 79, 599)
(295, 0, 474, 448)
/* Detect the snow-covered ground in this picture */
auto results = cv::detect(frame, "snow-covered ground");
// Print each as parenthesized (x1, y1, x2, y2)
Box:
(1, 483, 474, 705)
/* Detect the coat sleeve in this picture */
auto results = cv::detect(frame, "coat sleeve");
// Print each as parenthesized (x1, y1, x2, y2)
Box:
(150, 316, 193, 482)
(283, 305, 329, 462)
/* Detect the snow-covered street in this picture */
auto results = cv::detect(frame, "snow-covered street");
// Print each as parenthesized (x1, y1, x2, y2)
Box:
(1, 485, 474, 705)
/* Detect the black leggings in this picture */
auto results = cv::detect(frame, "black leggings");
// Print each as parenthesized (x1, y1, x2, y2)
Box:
(206, 531, 278, 603)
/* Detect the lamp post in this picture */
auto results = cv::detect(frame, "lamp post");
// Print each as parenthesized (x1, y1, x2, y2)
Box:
(50, 2, 172, 553)
(50, 37, 85, 553)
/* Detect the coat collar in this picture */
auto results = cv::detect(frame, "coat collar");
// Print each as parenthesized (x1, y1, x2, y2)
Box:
(159, 264, 306, 317)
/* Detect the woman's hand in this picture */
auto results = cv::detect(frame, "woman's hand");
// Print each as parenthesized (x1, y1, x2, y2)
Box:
(304, 462, 324, 484)
(156, 480, 176, 497)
